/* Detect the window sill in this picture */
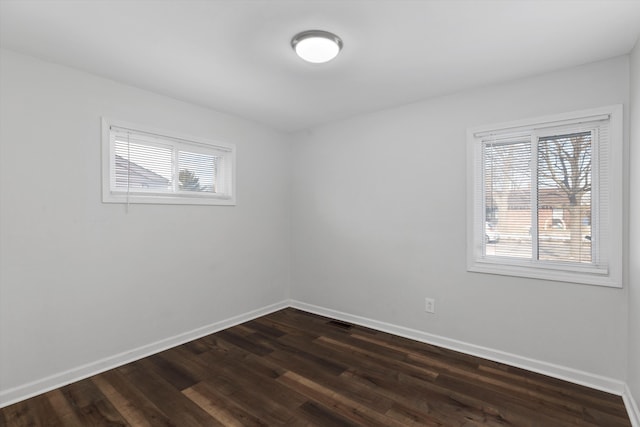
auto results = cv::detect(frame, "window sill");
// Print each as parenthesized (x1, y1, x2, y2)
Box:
(103, 193, 236, 206)
(467, 259, 620, 288)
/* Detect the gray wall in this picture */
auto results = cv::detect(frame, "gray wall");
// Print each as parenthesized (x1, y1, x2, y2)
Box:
(0, 49, 291, 393)
(291, 56, 630, 381)
(629, 38, 640, 411)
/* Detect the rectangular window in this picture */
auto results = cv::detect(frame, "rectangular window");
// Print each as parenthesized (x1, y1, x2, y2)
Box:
(467, 106, 622, 287)
(102, 118, 235, 205)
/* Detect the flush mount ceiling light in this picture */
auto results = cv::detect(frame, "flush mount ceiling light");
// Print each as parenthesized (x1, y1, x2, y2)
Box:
(291, 30, 343, 64)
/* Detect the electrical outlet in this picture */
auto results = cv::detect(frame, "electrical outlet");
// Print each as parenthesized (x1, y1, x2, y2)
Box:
(425, 298, 435, 314)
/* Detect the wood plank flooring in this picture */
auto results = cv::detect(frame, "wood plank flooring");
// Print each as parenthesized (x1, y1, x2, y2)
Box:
(0, 308, 631, 426)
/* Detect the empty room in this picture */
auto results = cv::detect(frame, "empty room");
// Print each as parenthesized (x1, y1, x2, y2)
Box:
(1, 0, 639, 425)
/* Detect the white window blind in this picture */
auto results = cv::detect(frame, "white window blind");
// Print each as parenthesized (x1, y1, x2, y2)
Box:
(102, 119, 236, 206)
(483, 139, 531, 258)
(467, 106, 622, 287)
(113, 137, 173, 193)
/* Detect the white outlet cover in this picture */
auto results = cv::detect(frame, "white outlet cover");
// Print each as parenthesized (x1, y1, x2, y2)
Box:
(425, 298, 435, 313)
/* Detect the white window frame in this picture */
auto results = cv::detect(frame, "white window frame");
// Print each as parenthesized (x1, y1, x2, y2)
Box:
(102, 118, 236, 206)
(467, 105, 623, 287)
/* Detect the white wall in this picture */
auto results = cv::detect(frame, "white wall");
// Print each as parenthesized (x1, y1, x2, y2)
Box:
(0, 49, 291, 395)
(1, 45, 635, 408)
(629, 38, 640, 411)
(291, 56, 630, 382)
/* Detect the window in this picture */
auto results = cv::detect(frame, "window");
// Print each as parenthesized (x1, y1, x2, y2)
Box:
(102, 118, 235, 205)
(467, 105, 622, 287)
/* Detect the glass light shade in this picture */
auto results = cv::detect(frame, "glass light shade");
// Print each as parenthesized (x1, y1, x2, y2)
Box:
(292, 30, 342, 64)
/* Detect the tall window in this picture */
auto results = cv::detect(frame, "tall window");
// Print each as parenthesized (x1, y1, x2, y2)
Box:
(102, 118, 236, 205)
(467, 106, 622, 287)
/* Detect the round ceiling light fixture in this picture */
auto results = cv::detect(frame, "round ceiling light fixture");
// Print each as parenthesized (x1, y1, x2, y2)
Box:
(291, 30, 343, 64)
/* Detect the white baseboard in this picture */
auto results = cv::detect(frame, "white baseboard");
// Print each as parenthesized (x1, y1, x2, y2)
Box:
(0, 301, 288, 408)
(623, 384, 640, 427)
(1, 297, 634, 423)
(289, 300, 627, 396)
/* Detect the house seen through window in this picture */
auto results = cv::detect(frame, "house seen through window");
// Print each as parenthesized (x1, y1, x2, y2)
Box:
(483, 131, 592, 263)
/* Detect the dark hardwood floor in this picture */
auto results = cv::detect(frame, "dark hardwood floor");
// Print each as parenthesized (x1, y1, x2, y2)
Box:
(0, 308, 631, 426)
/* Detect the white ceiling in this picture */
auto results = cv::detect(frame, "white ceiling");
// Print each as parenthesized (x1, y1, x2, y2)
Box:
(2, 0, 640, 132)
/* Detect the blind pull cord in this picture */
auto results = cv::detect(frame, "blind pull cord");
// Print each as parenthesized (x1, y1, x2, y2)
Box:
(126, 131, 131, 214)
